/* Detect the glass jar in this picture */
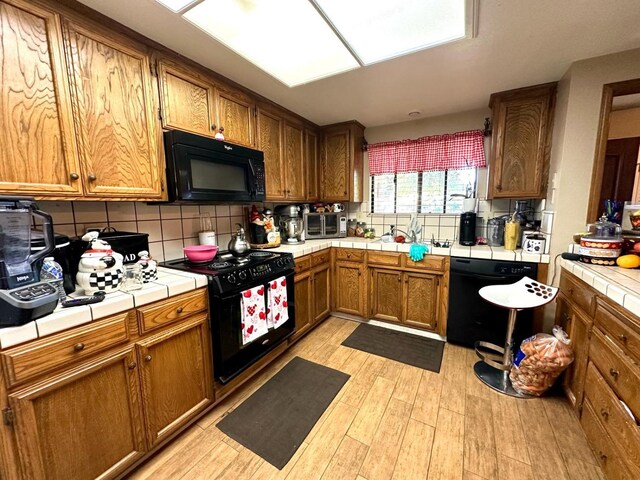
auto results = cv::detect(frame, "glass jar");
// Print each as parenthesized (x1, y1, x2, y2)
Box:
(347, 219, 357, 237)
(355, 222, 365, 237)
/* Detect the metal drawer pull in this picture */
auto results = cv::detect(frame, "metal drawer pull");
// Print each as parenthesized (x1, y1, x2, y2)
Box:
(69, 172, 79, 180)
(609, 368, 619, 379)
(88, 174, 97, 181)
(73, 343, 85, 352)
(128, 362, 137, 370)
(600, 408, 609, 420)
(618, 334, 628, 343)
(176, 307, 184, 314)
(144, 355, 152, 362)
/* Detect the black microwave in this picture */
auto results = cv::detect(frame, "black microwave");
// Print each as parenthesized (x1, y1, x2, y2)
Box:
(163, 130, 265, 203)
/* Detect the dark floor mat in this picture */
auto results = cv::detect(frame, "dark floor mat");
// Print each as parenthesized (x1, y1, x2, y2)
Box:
(342, 323, 445, 373)
(216, 356, 350, 469)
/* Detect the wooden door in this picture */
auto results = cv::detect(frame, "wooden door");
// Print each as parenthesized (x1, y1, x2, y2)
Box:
(488, 83, 556, 199)
(63, 20, 163, 199)
(157, 60, 216, 137)
(284, 120, 306, 200)
(257, 107, 285, 200)
(215, 86, 255, 147)
(403, 272, 439, 331)
(321, 127, 350, 201)
(305, 128, 319, 201)
(8, 348, 146, 480)
(293, 271, 312, 341)
(370, 268, 402, 323)
(312, 265, 331, 323)
(0, 0, 82, 196)
(136, 314, 213, 447)
(334, 262, 365, 317)
(599, 137, 640, 209)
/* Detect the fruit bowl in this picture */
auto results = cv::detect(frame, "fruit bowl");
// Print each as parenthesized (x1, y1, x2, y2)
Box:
(183, 245, 218, 263)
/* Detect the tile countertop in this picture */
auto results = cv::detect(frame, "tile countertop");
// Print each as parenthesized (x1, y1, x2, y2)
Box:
(560, 259, 640, 318)
(273, 238, 550, 263)
(0, 267, 208, 350)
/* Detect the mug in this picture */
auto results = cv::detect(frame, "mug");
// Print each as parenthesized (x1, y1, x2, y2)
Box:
(333, 203, 345, 212)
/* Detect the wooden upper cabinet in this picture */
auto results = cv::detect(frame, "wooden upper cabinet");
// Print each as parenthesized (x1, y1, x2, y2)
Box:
(8, 348, 146, 480)
(157, 59, 216, 137)
(305, 128, 320, 201)
(320, 121, 365, 202)
(63, 20, 163, 199)
(257, 106, 284, 200)
(136, 314, 213, 447)
(284, 120, 306, 200)
(215, 86, 255, 147)
(0, 0, 81, 196)
(487, 83, 557, 199)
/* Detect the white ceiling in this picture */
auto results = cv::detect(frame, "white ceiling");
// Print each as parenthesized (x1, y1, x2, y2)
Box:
(77, 0, 640, 128)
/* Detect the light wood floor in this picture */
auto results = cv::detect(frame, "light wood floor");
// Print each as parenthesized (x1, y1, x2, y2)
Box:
(130, 317, 603, 480)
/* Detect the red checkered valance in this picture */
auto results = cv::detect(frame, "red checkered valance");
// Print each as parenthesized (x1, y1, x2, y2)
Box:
(368, 129, 486, 176)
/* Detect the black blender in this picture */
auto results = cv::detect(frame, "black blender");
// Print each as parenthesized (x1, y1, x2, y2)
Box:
(0, 197, 59, 326)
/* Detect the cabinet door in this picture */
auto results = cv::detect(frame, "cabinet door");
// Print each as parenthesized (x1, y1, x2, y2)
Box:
(560, 301, 591, 413)
(370, 268, 402, 323)
(137, 314, 213, 447)
(334, 262, 365, 317)
(321, 127, 350, 201)
(403, 272, 439, 331)
(157, 60, 216, 137)
(312, 265, 331, 323)
(488, 84, 556, 199)
(0, 0, 82, 196)
(257, 107, 285, 200)
(293, 271, 312, 341)
(64, 20, 163, 198)
(215, 86, 255, 147)
(9, 348, 146, 480)
(305, 128, 319, 201)
(284, 120, 306, 200)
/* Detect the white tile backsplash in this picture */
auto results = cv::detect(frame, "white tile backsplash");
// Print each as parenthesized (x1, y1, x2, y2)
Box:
(161, 219, 183, 241)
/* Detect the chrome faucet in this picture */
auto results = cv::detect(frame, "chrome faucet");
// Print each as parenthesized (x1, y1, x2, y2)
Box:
(388, 225, 417, 243)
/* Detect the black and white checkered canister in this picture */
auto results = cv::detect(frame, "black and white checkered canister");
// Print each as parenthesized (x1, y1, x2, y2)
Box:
(88, 268, 124, 291)
(141, 266, 158, 283)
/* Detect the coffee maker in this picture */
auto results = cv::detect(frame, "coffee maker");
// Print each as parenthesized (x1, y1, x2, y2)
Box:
(274, 205, 305, 244)
(459, 212, 477, 246)
(0, 197, 60, 326)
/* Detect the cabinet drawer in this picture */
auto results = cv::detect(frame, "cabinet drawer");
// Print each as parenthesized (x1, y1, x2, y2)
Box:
(335, 248, 364, 262)
(589, 328, 640, 419)
(311, 250, 330, 267)
(367, 251, 401, 267)
(404, 255, 445, 271)
(560, 272, 595, 316)
(294, 255, 311, 274)
(584, 361, 640, 471)
(137, 289, 208, 334)
(595, 299, 640, 362)
(1, 313, 129, 387)
(581, 400, 635, 480)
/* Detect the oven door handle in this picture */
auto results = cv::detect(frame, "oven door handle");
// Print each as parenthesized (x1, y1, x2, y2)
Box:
(452, 272, 511, 281)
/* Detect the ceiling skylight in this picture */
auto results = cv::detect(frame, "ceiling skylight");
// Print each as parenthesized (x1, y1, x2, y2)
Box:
(157, 0, 475, 87)
(314, 0, 469, 65)
(183, 0, 360, 87)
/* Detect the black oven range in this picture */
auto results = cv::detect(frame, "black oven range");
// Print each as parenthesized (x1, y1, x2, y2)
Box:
(162, 251, 295, 384)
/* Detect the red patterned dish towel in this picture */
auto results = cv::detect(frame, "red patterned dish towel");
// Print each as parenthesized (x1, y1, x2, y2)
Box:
(268, 276, 289, 329)
(241, 285, 268, 345)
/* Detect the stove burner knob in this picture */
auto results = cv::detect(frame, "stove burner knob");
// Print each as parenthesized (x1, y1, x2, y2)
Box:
(226, 274, 237, 284)
(238, 271, 247, 280)
(276, 259, 283, 267)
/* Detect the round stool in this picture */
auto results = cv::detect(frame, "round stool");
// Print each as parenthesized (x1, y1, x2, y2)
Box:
(474, 276, 558, 398)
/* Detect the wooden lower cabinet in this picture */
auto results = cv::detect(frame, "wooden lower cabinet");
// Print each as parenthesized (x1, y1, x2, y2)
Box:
(136, 314, 213, 447)
(312, 264, 331, 323)
(334, 261, 366, 317)
(403, 272, 439, 330)
(293, 271, 313, 341)
(9, 347, 146, 480)
(370, 268, 402, 322)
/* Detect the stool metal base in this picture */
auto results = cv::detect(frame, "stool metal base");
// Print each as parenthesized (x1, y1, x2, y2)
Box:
(473, 361, 533, 399)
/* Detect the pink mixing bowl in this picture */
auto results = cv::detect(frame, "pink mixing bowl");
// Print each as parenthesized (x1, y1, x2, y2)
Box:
(183, 245, 218, 263)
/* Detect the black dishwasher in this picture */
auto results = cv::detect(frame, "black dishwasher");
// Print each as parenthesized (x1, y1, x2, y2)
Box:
(446, 257, 538, 348)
